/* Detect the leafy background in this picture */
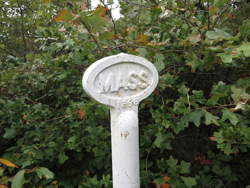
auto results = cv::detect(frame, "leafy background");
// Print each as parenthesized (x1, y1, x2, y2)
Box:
(1, 0, 250, 187)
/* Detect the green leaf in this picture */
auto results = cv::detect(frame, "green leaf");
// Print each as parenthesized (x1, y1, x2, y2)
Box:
(33, 103, 42, 109)
(175, 116, 189, 133)
(177, 110, 204, 129)
(140, 10, 152, 25)
(206, 28, 232, 40)
(186, 110, 204, 127)
(153, 177, 165, 186)
(166, 155, 178, 171)
(181, 177, 197, 187)
(204, 111, 219, 125)
(87, 14, 108, 27)
(231, 85, 250, 102)
(3, 128, 16, 139)
(178, 85, 190, 98)
(154, 53, 165, 71)
(180, 160, 191, 174)
(207, 47, 221, 51)
(239, 19, 250, 39)
(154, 132, 164, 148)
(85, 175, 102, 188)
(53, 10, 74, 23)
(185, 53, 203, 72)
(237, 42, 250, 57)
(156, 158, 168, 171)
(11, 170, 25, 188)
(0, 169, 4, 177)
(36, 167, 54, 179)
(217, 48, 239, 63)
(221, 108, 240, 126)
(99, 31, 114, 41)
(138, 48, 147, 58)
(78, 33, 89, 41)
(58, 152, 69, 164)
(229, 33, 241, 42)
(212, 164, 222, 175)
(102, 174, 112, 188)
(93, 26, 105, 34)
(192, 90, 206, 104)
(189, 34, 201, 44)
(58, 70, 69, 81)
(206, 95, 220, 106)
(213, 130, 224, 143)
(161, 140, 172, 150)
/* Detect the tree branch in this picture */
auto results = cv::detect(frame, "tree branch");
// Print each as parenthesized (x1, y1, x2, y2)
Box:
(173, 13, 203, 34)
(212, 2, 232, 29)
(79, 19, 101, 51)
(220, 1, 250, 27)
(207, 0, 210, 30)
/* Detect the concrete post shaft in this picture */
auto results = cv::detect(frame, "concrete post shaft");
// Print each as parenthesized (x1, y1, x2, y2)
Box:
(110, 107, 140, 188)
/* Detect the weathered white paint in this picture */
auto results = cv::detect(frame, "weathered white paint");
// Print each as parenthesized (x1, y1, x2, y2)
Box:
(82, 53, 158, 188)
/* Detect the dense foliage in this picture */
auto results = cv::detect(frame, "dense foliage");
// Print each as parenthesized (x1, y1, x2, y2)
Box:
(1, 0, 250, 187)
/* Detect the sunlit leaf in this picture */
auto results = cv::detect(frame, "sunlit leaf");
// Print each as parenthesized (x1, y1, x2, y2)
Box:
(140, 10, 152, 25)
(99, 31, 114, 41)
(206, 28, 232, 40)
(231, 85, 250, 102)
(239, 19, 250, 39)
(189, 34, 201, 44)
(237, 42, 250, 57)
(217, 48, 239, 63)
(154, 53, 165, 71)
(0, 158, 18, 168)
(53, 10, 74, 23)
(136, 34, 149, 45)
(0, 185, 8, 188)
(36, 167, 54, 179)
(41, 0, 50, 3)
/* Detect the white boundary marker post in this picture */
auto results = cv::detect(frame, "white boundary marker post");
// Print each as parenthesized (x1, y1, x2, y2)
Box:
(82, 53, 159, 188)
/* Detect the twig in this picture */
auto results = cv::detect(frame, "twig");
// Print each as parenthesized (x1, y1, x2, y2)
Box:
(79, 19, 101, 51)
(145, 145, 153, 178)
(212, 2, 231, 29)
(190, 75, 200, 89)
(0, 166, 39, 185)
(173, 13, 203, 34)
(31, 112, 79, 123)
(207, 0, 210, 30)
(220, 2, 250, 27)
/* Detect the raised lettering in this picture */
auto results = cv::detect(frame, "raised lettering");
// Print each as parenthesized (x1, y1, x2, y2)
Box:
(121, 100, 127, 107)
(134, 98, 139, 105)
(138, 71, 149, 89)
(127, 72, 138, 90)
(115, 73, 128, 91)
(98, 73, 115, 93)
(127, 99, 133, 107)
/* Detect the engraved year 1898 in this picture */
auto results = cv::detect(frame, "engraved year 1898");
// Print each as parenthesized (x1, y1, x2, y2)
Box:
(115, 98, 139, 109)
